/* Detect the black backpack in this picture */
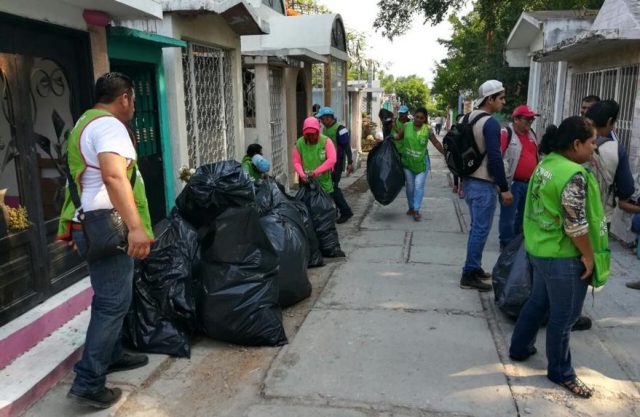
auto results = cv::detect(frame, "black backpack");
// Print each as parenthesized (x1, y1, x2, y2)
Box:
(443, 112, 490, 177)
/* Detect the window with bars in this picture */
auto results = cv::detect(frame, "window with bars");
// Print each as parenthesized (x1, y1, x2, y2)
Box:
(268, 68, 286, 178)
(537, 62, 558, 133)
(243, 68, 256, 128)
(331, 59, 346, 123)
(569, 65, 639, 152)
(182, 43, 236, 168)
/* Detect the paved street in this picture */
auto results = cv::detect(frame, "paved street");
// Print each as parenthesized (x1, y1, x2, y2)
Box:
(24, 148, 640, 417)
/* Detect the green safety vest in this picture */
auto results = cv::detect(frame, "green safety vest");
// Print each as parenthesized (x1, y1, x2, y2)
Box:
(322, 122, 339, 147)
(57, 109, 154, 241)
(391, 119, 405, 154)
(401, 121, 430, 174)
(523, 152, 610, 286)
(296, 135, 334, 193)
(241, 155, 261, 180)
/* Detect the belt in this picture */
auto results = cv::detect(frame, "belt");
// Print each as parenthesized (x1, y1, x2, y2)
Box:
(71, 222, 83, 231)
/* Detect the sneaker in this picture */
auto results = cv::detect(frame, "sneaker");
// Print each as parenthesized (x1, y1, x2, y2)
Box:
(509, 346, 537, 362)
(626, 280, 640, 290)
(336, 213, 353, 224)
(107, 352, 149, 374)
(571, 316, 592, 331)
(67, 387, 122, 409)
(460, 271, 492, 292)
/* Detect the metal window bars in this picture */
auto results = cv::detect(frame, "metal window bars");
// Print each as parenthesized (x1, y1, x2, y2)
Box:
(182, 43, 236, 168)
(269, 68, 285, 178)
(242, 68, 256, 128)
(537, 62, 559, 134)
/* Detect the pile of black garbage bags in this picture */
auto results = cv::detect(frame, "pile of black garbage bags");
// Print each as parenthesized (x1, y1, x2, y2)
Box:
(123, 161, 342, 357)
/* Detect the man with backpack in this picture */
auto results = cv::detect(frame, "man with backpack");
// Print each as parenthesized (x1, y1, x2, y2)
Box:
(498, 105, 540, 249)
(446, 80, 513, 292)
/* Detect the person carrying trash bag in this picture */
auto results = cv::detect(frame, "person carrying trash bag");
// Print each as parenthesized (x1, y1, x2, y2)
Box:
(241, 143, 271, 180)
(367, 135, 404, 206)
(293, 116, 346, 258)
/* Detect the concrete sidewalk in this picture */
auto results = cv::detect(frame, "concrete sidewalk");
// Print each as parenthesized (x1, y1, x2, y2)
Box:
(22, 149, 640, 417)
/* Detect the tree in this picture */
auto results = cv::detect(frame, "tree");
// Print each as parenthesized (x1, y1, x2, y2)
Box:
(286, 0, 330, 15)
(392, 75, 432, 111)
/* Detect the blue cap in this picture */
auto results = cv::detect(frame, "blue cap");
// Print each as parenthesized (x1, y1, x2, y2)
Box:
(398, 105, 409, 114)
(251, 154, 271, 173)
(315, 106, 335, 118)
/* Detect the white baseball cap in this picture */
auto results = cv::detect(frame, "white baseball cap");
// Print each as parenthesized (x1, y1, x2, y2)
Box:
(474, 80, 504, 107)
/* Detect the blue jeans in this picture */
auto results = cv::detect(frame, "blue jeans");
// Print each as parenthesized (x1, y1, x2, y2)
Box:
(462, 178, 498, 273)
(404, 157, 429, 212)
(499, 180, 529, 247)
(510, 255, 588, 382)
(71, 228, 134, 394)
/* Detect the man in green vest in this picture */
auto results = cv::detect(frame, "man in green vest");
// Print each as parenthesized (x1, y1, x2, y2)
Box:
(316, 107, 354, 224)
(58, 72, 153, 409)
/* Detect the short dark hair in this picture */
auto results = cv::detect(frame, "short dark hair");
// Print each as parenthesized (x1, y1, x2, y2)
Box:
(581, 95, 601, 104)
(539, 116, 594, 154)
(95, 72, 134, 104)
(246, 143, 262, 157)
(585, 99, 619, 128)
(414, 107, 428, 117)
(478, 91, 503, 108)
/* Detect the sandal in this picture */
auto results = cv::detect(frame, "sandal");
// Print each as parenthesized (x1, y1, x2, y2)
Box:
(554, 378, 593, 399)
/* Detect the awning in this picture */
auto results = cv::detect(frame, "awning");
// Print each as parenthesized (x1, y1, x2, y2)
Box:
(535, 29, 640, 62)
(160, 0, 268, 35)
(242, 48, 328, 64)
(108, 26, 187, 48)
(62, 0, 163, 19)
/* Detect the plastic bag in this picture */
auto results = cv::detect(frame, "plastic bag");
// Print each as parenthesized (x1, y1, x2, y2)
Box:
(123, 210, 199, 357)
(367, 138, 405, 205)
(175, 160, 255, 229)
(492, 234, 532, 319)
(295, 179, 343, 257)
(287, 200, 324, 267)
(195, 206, 287, 346)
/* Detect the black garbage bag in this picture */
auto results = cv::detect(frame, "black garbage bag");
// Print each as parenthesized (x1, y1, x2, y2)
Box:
(123, 210, 199, 357)
(287, 200, 324, 267)
(255, 180, 312, 307)
(492, 234, 532, 319)
(295, 179, 343, 258)
(195, 206, 287, 346)
(175, 160, 255, 229)
(367, 138, 405, 205)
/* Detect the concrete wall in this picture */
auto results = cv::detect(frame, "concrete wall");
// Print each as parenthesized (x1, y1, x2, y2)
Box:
(2, 0, 86, 30)
(157, 12, 245, 197)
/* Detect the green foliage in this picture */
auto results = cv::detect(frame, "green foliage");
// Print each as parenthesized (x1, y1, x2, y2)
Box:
(287, 0, 331, 14)
(392, 75, 433, 111)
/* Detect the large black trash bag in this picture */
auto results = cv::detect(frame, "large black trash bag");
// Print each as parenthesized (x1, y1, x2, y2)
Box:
(195, 206, 287, 346)
(175, 160, 255, 228)
(367, 138, 405, 205)
(287, 200, 324, 267)
(123, 210, 199, 357)
(492, 234, 532, 319)
(255, 180, 312, 307)
(295, 179, 343, 257)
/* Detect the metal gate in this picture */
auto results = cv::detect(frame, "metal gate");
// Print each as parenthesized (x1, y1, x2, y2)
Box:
(269, 67, 285, 178)
(182, 43, 236, 168)
(537, 62, 558, 133)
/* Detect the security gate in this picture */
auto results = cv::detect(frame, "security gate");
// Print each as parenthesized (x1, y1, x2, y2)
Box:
(182, 43, 236, 168)
(269, 68, 286, 178)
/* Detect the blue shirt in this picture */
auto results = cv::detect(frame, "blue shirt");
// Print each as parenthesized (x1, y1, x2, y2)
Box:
(483, 117, 509, 192)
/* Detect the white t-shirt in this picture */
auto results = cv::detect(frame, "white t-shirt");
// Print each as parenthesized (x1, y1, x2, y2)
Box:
(78, 116, 137, 211)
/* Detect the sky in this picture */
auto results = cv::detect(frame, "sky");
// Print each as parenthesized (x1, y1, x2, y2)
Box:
(319, 0, 473, 86)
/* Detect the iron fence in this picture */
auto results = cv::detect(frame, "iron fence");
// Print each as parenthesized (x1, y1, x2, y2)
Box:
(269, 68, 285, 178)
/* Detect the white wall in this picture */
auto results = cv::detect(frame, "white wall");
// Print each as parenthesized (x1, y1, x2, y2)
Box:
(1, 0, 86, 30)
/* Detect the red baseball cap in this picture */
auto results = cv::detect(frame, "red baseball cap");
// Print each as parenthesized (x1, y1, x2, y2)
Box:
(512, 105, 540, 118)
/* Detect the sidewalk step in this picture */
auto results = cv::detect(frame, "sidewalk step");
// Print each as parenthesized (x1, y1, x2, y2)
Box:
(0, 278, 92, 370)
(0, 308, 89, 417)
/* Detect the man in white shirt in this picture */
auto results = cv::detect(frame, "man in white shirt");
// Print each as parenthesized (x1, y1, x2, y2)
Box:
(60, 72, 153, 409)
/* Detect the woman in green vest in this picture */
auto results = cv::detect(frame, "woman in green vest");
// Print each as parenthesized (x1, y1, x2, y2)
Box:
(391, 105, 410, 154)
(510, 116, 609, 399)
(241, 143, 270, 180)
(395, 107, 444, 221)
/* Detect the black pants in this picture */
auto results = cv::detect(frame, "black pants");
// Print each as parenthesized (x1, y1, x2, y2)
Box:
(331, 157, 353, 217)
(435, 124, 442, 135)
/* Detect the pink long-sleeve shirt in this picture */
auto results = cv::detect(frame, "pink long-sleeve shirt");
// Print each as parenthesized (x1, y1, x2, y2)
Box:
(292, 137, 337, 179)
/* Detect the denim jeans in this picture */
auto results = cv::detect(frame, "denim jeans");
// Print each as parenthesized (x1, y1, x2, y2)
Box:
(462, 178, 498, 273)
(499, 180, 529, 247)
(71, 228, 134, 394)
(331, 157, 353, 217)
(403, 157, 429, 212)
(509, 255, 588, 382)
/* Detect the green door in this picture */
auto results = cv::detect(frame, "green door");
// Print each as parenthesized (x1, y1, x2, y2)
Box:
(110, 61, 166, 225)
